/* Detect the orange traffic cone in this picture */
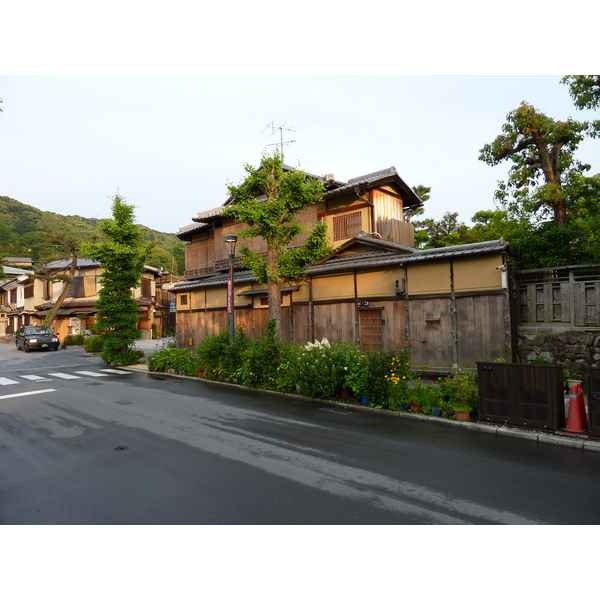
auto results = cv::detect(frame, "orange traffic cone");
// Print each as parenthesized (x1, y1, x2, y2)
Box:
(561, 384, 588, 436)
(576, 383, 589, 429)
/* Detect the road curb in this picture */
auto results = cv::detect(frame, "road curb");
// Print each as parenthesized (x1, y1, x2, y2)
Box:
(121, 367, 600, 452)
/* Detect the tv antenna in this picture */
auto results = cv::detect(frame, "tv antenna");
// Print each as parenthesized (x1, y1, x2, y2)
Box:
(263, 120, 296, 159)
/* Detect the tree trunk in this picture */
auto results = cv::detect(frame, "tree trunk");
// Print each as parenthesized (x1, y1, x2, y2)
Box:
(266, 246, 283, 339)
(554, 201, 567, 228)
(44, 252, 78, 328)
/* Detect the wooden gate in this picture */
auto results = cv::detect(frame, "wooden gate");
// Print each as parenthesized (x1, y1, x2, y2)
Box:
(477, 362, 565, 431)
(359, 308, 383, 352)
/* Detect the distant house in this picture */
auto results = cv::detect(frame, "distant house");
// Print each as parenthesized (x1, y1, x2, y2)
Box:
(0, 272, 35, 337)
(2, 256, 33, 267)
(171, 165, 513, 368)
(0, 258, 175, 339)
(32, 258, 173, 339)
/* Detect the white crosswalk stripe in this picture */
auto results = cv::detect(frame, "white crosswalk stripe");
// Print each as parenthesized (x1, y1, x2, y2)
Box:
(74, 371, 109, 377)
(0, 370, 134, 388)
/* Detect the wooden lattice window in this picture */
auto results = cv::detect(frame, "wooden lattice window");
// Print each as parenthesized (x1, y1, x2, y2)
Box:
(333, 211, 362, 241)
(180, 295, 188, 306)
(141, 277, 152, 298)
(24, 285, 34, 299)
(70, 276, 85, 298)
(585, 284, 597, 325)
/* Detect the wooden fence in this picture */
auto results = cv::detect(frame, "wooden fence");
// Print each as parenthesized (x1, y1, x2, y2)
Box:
(516, 264, 600, 330)
(477, 362, 565, 431)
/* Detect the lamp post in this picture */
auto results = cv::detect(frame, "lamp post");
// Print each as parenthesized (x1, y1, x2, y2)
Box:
(224, 234, 238, 341)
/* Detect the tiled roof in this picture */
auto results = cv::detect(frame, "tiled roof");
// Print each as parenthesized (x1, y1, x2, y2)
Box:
(170, 238, 508, 292)
(39, 257, 100, 269)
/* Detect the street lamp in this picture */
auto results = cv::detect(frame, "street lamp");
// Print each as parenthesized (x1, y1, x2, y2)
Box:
(224, 234, 238, 341)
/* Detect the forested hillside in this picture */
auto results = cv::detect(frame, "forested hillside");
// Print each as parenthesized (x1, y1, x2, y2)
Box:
(0, 195, 185, 274)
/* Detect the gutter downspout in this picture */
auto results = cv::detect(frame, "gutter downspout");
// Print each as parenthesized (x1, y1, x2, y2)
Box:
(450, 260, 458, 369)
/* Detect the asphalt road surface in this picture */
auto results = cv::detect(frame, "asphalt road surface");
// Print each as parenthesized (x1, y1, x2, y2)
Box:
(2, 339, 600, 524)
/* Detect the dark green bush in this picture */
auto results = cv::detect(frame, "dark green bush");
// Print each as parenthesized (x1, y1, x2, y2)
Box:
(196, 327, 251, 381)
(148, 347, 198, 374)
(64, 334, 85, 345)
(84, 335, 104, 353)
(235, 321, 286, 389)
(102, 348, 144, 367)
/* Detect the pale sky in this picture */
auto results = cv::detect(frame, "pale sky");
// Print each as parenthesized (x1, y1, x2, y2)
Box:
(2, 3, 598, 237)
(3, 75, 598, 235)
(2, 0, 597, 590)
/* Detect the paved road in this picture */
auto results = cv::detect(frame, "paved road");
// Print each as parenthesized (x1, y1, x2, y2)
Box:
(2, 339, 600, 524)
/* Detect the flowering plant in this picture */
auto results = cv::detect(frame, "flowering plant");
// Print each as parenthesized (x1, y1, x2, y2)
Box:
(384, 354, 413, 410)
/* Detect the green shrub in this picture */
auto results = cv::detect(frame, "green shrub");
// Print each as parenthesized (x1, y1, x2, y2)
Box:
(407, 382, 441, 413)
(64, 334, 85, 345)
(84, 335, 104, 353)
(438, 370, 478, 412)
(235, 321, 285, 389)
(148, 347, 198, 375)
(196, 327, 251, 381)
(283, 338, 367, 400)
(102, 348, 145, 367)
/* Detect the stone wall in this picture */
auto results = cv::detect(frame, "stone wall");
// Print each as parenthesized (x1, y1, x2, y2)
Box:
(517, 330, 600, 375)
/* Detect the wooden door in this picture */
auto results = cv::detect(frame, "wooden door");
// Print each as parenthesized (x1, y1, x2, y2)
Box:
(359, 308, 383, 352)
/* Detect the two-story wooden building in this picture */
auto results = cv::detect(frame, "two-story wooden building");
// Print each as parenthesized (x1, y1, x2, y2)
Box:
(171, 165, 512, 368)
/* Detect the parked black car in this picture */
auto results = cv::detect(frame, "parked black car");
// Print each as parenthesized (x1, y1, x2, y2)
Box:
(15, 326, 60, 352)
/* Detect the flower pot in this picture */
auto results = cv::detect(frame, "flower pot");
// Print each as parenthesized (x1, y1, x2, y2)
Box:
(431, 407, 442, 417)
(455, 411, 470, 421)
(360, 395, 370, 405)
(340, 389, 352, 399)
(410, 401, 422, 413)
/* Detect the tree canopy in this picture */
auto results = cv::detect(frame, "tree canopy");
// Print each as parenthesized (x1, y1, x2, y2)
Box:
(0, 195, 185, 273)
(562, 75, 600, 110)
(479, 101, 592, 227)
(222, 152, 332, 338)
(80, 194, 154, 365)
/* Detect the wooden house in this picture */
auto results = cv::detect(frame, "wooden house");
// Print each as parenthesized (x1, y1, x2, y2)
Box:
(172, 166, 512, 367)
(26, 258, 169, 340)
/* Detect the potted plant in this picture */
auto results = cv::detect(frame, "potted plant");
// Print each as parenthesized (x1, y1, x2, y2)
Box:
(453, 405, 472, 421)
(439, 370, 478, 421)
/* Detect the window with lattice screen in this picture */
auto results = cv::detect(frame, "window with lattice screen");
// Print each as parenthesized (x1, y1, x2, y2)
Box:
(333, 211, 362, 241)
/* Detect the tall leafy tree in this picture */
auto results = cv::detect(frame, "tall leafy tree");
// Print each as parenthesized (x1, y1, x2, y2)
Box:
(562, 75, 600, 110)
(80, 194, 153, 365)
(479, 101, 592, 227)
(222, 152, 331, 339)
(413, 211, 471, 248)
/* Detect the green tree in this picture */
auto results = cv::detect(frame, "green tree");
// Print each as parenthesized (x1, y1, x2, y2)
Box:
(222, 152, 331, 338)
(35, 239, 80, 328)
(80, 194, 153, 365)
(404, 185, 431, 221)
(413, 211, 471, 248)
(562, 75, 600, 110)
(479, 101, 592, 228)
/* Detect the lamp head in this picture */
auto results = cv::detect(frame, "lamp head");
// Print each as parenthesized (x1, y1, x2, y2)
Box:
(224, 234, 238, 257)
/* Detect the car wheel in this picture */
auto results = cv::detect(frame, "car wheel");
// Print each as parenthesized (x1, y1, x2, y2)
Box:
(53, 346, 59, 351)
(24, 345, 30, 353)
